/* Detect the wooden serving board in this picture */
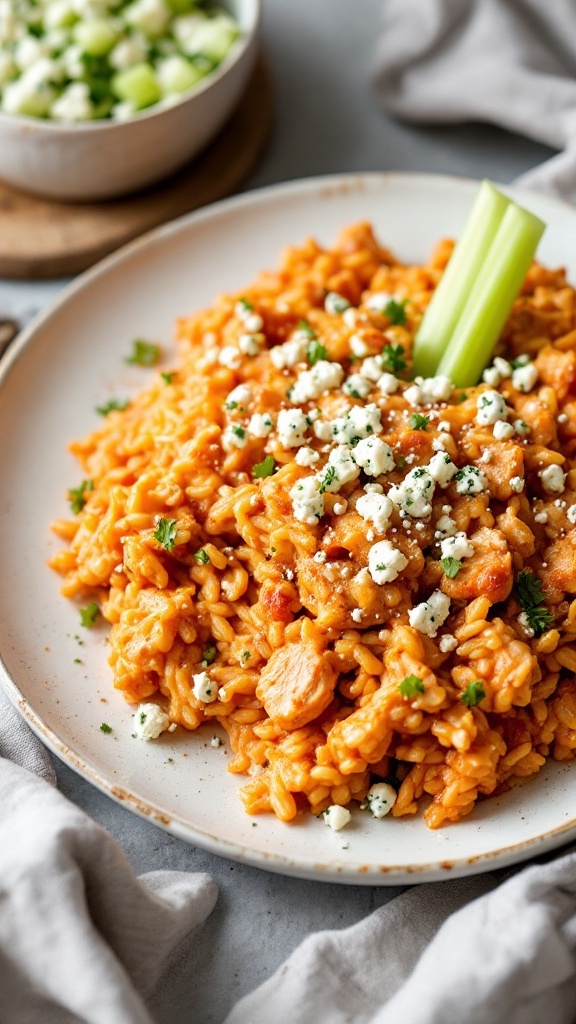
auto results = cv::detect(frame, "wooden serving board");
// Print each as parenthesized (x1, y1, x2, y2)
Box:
(0, 56, 273, 280)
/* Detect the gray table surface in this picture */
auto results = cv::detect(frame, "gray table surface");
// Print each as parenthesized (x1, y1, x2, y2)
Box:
(0, 2, 560, 1022)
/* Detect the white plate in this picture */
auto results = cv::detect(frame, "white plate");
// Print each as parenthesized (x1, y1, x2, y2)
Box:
(2, 172, 576, 885)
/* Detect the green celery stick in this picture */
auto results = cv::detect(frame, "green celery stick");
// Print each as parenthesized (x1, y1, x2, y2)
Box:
(436, 202, 545, 387)
(412, 180, 511, 378)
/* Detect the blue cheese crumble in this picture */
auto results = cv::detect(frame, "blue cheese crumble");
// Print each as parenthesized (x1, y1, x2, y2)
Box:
(408, 590, 451, 638)
(132, 703, 170, 740)
(367, 539, 408, 584)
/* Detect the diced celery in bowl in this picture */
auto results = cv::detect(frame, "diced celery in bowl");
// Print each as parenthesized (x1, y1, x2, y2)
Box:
(0, 0, 241, 121)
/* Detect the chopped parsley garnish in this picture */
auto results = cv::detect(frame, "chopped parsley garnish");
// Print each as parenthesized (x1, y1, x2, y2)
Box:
(232, 425, 246, 439)
(297, 319, 315, 338)
(307, 339, 329, 365)
(99, 722, 112, 733)
(194, 548, 210, 565)
(165, 757, 174, 764)
(80, 602, 100, 628)
(161, 371, 175, 385)
(381, 343, 406, 375)
(461, 681, 485, 707)
(154, 517, 177, 552)
(241, 650, 251, 663)
(252, 455, 276, 478)
(457, 392, 468, 403)
(237, 297, 253, 314)
(441, 556, 462, 578)
(318, 465, 337, 493)
(398, 674, 425, 698)
(517, 569, 554, 636)
(125, 339, 160, 366)
(384, 298, 408, 325)
(396, 455, 407, 468)
(68, 478, 93, 515)
(73, 658, 83, 664)
(202, 644, 217, 665)
(139, 711, 147, 724)
(96, 397, 130, 416)
(408, 413, 429, 431)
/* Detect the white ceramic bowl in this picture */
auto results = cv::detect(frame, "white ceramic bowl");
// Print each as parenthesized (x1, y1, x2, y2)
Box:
(0, 0, 260, 202)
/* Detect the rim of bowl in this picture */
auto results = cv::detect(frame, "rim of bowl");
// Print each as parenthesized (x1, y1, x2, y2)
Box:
(0, 0, 260, 134)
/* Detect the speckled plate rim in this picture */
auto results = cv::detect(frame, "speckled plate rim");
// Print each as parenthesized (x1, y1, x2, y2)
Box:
(2, 171, 576, 885)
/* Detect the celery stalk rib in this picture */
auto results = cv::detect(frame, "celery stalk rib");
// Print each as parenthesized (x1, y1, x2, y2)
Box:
(412, 181, 511, 378)
(435, 203, 545, 388)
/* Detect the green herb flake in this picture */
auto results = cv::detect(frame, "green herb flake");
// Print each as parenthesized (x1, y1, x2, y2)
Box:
(126, 339, 161, 366)
(237, 297, 253, 314)
(319, 465, 337, 493)
(517, 569, 554, 636)
(252, 455, 276, 479)
(194, 548, 210, 565)
(384, 298, 408, 326)
(80, 602, 100, 628)
(297, 319, 315, 338)
(457, 392, 468, 403)
(99, 722, 112, 734)
(68, 478, 94, 515)
(241, 650, 251, 663)
(200, 646, 215, 668)
(381, 343, 406, 375)
(165, 757, 174, 764)
(398, 674, 425, 699)
(154, 518, 178, 552)
(461, 681, 485, 707)
(441, 556, 462, 578)
(396, 455, 407, 468)
(307, 339, 329, 365)
(96, 397, 130, 416)
(73, 658, 83, 665)
(161, 371, 175, 385)
(408, 413, 429, 431)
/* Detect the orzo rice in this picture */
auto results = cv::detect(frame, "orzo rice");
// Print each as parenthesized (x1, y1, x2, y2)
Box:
(50, 222, 576, 829)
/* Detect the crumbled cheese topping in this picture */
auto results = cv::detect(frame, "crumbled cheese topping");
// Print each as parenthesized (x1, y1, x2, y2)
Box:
(389, 466, 435, 518)
(493, 419, 515, 441)
(567, 505, 576, 524)
(218, 346, 242, 370)
(332, 403, 383, 444)
(510, 476, 525, 493)
(290, 361, 344, 404)
(540, 464, 566, 494)
(377, 372, 400, 396)
(408, 590, 451, 638)
(225, 384, 251, 411)
(360, 355, 384, 382)
(455, 465, 488, 495)
(323, 804, 351, 830)
(427, 451, 457, 488)
(270, 335, 308, 369)
(512, 361, 538, 393)
(238, 333, 262, 357)
(365, 291, 393, 314)
(405, 375, 453, 406)
(343, 373, 372, 400)
(367, 539, 408, 584)
(248, 412, 273, 437)
(290, 477, 324, 524)
(277, 408, 310, 448)
(439, 634, 458, 653)
(295, 446, 320, 467)
(222, 424, 248, 450)
(440, 531, 474, 560)
(349, 334, 369, 358)
(192, 671, 217, 703)
(435, 514, 457, 539)
(365, 782, 397, 817)
(476, 390, 508, 426)
(353, 436, 394, 476)
(355, 491, 394, 533)
(132, 703, 170, 741)
(324, 292, 351, 315)
(517, 611, 535, 638)
(317, 445, 360, 493)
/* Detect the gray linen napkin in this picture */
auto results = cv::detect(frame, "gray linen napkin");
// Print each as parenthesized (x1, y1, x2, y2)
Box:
(0, 689, 217, 1024)
(372, 0, 576, 202)
(225, 853, 576, 1024)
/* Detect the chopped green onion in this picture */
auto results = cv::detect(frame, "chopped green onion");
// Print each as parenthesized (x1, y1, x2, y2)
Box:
(436, 201, 545, 387)
(413, 181, 511, 378)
